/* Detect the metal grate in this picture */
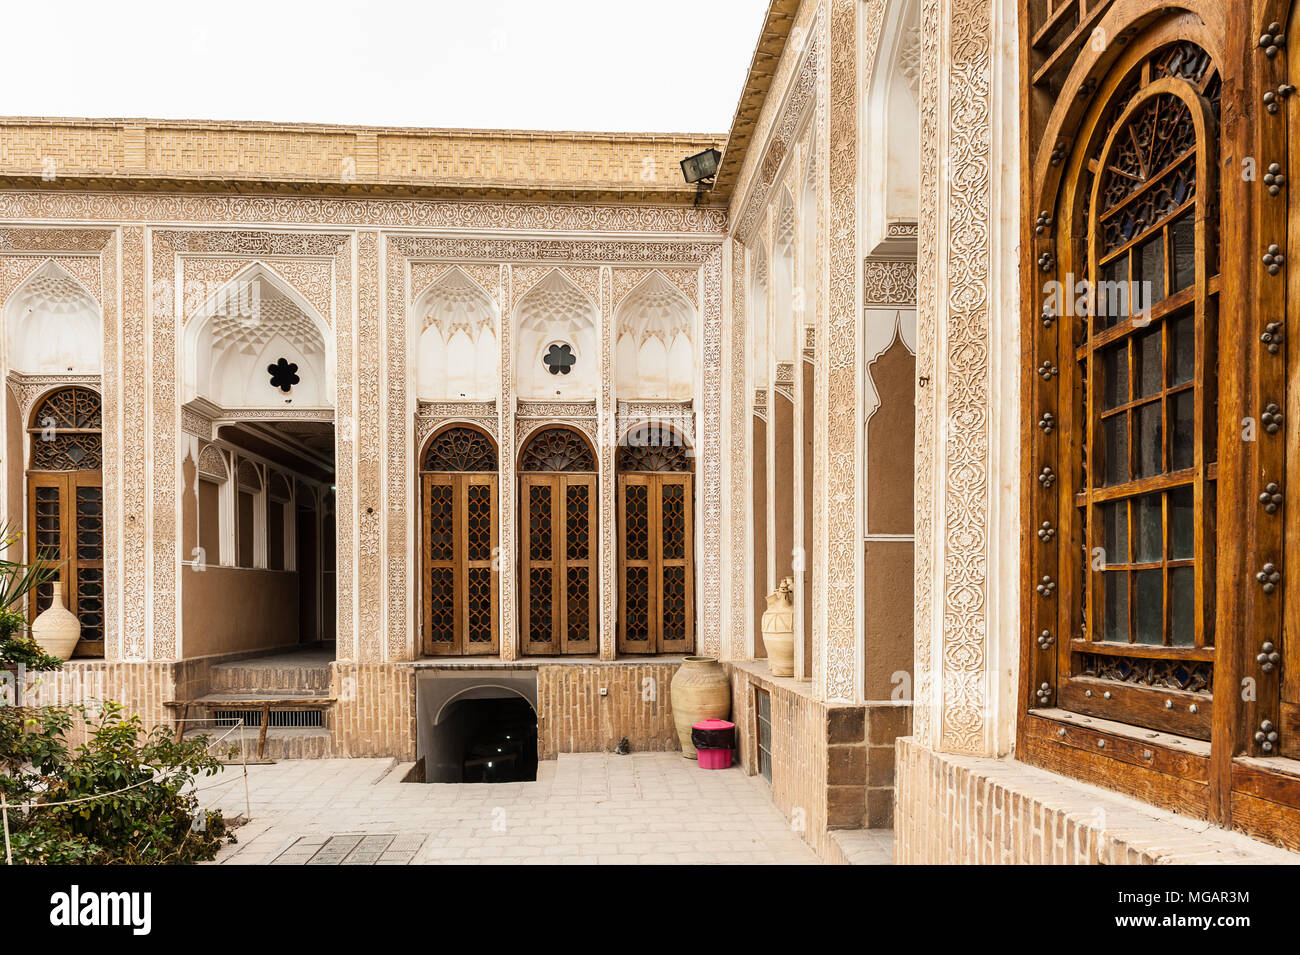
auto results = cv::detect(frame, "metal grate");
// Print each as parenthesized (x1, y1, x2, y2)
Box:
(755, 688, 772, 784)
(212, 709, 323, 729)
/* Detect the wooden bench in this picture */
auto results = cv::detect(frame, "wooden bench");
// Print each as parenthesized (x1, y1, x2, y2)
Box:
(163, 697, 335, 760)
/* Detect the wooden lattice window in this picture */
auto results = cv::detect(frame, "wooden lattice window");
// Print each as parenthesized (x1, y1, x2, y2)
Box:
(420, 426, 498, 655)
(519, 427, 597, 655)
(26, 387, 104, 657)
(617, 425, 693, 653)
(1034, 40, 1220, 741)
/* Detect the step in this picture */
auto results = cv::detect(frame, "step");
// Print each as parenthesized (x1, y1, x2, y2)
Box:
(185, 724, 333, 761)
(207, 651, 333, 695)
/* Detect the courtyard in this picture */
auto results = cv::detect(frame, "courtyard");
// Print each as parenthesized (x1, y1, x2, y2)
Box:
(196, 753, 855, 865)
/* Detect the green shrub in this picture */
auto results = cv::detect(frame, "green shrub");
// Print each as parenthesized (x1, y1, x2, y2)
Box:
(0, 701, 236, 865)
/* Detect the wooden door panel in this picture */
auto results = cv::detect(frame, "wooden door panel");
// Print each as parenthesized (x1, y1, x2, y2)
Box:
(618, 474, 653, 652)
(520, 473, 597, 655)
(521, 475, 558, 655)
(658, 474, 693, 654)
(422, 472, 499, 656)
(560, 475, 597, 655)
(462, 474, 499, 655)
(27, 471, 104, 656)
(618, 472, 694, 654)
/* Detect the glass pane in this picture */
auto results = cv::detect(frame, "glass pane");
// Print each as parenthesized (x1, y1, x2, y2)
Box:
(1134, 569, 1163, 645)
(1169, 484, 1194, 560)
(1169, 566, 1195, 647)
(1135, 493, 1162, 563)
(1136, 233, 1166, 310)
(1099, 501, 1127, 565)
(1135, 403, 1162, 478)
(1103, 414, 1129, 485)
(1098, 254, 1129, 327)
(1170, 390, 1195, 471)
(1101, 344, 1129, 410)
(1103, 570, 1129, 642)
(1169, 313, 1195, 385)
(1171, 214, 1196, 292)
(1135, 328, 1162, 398)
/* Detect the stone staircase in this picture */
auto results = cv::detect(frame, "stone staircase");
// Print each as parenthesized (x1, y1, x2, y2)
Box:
(173, 650, 335, 761)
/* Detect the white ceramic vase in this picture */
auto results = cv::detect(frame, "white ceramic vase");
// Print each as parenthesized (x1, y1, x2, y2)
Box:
(31, 582, 81, 660)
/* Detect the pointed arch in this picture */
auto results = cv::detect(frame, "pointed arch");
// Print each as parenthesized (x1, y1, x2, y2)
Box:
(864, 0, 921, 250)
(514, 270, 598, 400)
(183, 261, 333, 409)
(614, 271, 696, 400)
(414, 267, 499, 401)
(4, 259, 102, 375)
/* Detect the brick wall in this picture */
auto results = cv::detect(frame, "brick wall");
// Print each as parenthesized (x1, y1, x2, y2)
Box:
(536, 663, 679, 759)
(726, 662, 913, 859)
(894, 737, 1300, 864)
(330, 662, 416, 759)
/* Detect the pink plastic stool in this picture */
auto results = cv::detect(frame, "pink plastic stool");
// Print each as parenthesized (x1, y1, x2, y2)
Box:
(692, 718, 735, 769)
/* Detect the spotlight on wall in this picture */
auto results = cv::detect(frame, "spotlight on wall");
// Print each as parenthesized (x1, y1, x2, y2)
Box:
(680, 147, 723, 185)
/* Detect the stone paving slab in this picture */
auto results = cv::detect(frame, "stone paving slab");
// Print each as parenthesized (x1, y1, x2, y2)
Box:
(201, 753, 820, 865)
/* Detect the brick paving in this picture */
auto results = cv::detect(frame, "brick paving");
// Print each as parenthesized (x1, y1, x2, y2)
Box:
(199, 753, 821, 865)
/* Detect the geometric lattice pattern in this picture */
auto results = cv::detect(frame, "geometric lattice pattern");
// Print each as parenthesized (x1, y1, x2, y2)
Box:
(426, 484, 454, 562)
(528, 485, 552, 562)
(566, 567, 590, 645)
(624, 565, 649, 642)
(660, 483, 686, 560)
(528, 567, 553, 644)
(565, 484, 590, 561)
(624, 483, 649, 561)
(662, 565, 687, 643)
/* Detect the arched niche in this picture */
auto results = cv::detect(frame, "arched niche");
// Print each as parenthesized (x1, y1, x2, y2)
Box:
(4, 260, 102, 375)
(515, 271, 597, 400)
(749, 240, 769, 387)
(184, 263, 332, 409)
(415, 268, 498, 401)
(864, 0, 921, 251)
(774, 189, 796, 362)
(614, 272, 695, 400)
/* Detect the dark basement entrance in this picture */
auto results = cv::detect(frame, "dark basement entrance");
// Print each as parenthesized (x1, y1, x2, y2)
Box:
(416, 671, 539, 783)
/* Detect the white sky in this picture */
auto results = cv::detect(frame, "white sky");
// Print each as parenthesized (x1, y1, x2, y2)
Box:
(1, 0, 770, 133)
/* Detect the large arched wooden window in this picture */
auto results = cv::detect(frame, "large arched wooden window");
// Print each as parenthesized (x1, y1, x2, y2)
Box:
(616, 424, 693, 654)
(26, 386, 104, 657)
(420, 425, 498, 656)
(518, 426, 596, 655)
(1053, 50, 1221, 740)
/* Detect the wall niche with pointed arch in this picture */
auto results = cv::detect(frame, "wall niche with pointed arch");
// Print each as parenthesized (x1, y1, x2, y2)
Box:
(184, 264, 332, 409)
(4, 260, 102, 375)
(515, 270, 597, 400)
(415, 269, 498, 401)
(614, 272, 695, 400)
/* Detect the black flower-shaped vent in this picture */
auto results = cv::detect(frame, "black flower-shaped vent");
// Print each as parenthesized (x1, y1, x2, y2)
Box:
(544, 343, 575, 376)
(268, 358, 300, 393)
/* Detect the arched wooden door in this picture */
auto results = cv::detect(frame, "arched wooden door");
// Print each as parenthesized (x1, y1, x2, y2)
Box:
(420, 425, 498, 656)
(518, 426, 597, 656)
(26, 386, 105, 658)
(617, 425, 693, 654)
